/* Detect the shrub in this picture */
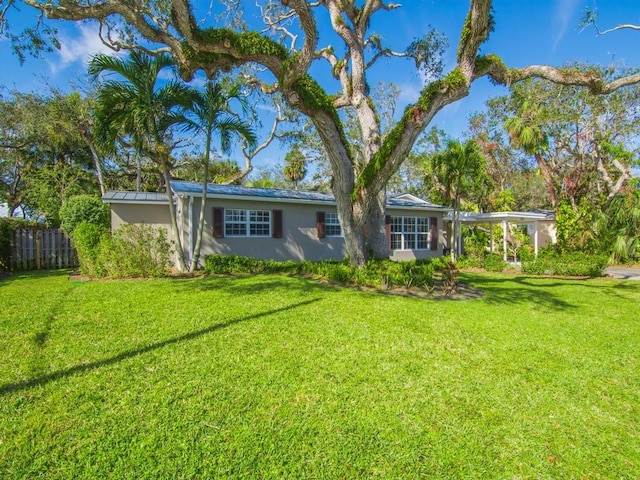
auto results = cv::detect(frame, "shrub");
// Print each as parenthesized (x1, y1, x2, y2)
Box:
(205, 255, 276, 274)
(521, 249, 607, 277)
(326, 263, 354, 284)
(59, 195, 110, 237)
(97, 224, 171, 278)
(203, 255, 437, 292)
(455, 253, 505, 272)
(73, 222, 108, 277)
(455, 254, 483, 269)
(0, 217, 40, 271)
(483, 253, 507, 272)
(0, 218, 11, 271)
(429, 256, 451, 272)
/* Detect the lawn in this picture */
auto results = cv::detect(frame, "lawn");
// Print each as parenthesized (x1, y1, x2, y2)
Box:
(1, 270, 638, 479)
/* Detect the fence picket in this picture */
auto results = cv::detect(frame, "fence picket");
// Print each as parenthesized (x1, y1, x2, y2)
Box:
(9, 228, 78, 271)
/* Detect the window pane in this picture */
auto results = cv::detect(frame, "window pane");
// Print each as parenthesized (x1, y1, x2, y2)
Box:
(404, 235, 416, 250)
(391, 217, 402, 233)
(403, 217, 416, 233)
(391, 233, 402, 250)
(225, 223, 246, 236)
(325, 212, 342, 236)
(249, 210, 270, 237)
(226, 209, 245, 223)
(250, 223, 270, 236)
(250, 210, 269, 223)
(225, 209, 246, 236)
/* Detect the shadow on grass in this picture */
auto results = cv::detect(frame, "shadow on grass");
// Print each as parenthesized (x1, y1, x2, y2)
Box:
(174, 273, 342, 297)
(461, 274, 578, 310)
(463, 272, 640, 309)
(0, 297, 321, 396)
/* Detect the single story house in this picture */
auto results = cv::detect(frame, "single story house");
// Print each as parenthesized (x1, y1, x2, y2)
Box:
(103, 181, 451, 267)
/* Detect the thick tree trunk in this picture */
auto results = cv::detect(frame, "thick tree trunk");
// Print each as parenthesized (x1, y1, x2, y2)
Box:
(365, 191, 390, 259)
(342, 219, 367, 266)
(333, 186, 367, 266)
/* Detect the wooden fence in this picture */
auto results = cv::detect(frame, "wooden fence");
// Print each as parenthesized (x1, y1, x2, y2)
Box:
(10, 228, 78, 270)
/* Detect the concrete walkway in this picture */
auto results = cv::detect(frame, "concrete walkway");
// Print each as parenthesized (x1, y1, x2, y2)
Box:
(605, 266, 640, 280)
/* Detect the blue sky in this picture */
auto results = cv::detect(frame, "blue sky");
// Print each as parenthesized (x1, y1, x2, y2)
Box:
(0, 0, 638, 170)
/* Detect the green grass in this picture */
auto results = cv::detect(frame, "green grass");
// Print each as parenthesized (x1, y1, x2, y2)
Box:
(1, 270, 639, 479)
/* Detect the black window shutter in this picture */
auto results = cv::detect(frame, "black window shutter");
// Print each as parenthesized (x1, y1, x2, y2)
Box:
(272, 210, 283, 238)
(430, 217, 438, 250)
(213, 207, 224, 238)
(316, 211, 326, 239)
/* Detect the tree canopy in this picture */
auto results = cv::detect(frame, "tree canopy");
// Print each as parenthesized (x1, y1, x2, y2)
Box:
(2, 1, 639, 265)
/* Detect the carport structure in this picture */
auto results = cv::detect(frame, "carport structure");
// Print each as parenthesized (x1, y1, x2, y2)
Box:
(446, 211, 556, 261)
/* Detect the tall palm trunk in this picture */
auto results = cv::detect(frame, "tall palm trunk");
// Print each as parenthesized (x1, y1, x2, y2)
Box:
(161, 157, 188, 273)
(190, 126, 213, 271)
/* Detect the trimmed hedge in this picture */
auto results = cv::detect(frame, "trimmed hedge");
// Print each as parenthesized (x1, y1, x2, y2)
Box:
(74, 222, 172, 278)
(204, 255, 440, 290)
(456, 253, 507, 272)
(521, 251, 607, 277)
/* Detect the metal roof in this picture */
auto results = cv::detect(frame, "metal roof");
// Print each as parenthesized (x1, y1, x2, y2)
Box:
(170, 180, 449, 211)
(103, 191, 170, 204)
(171, 180, 335, 204)
(444, 211, 556, 223)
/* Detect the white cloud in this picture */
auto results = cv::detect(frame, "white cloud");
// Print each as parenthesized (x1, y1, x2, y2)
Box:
(397, 81, 421, 104)
(553, 0, 581, 51)
(49, 24, 116, 73)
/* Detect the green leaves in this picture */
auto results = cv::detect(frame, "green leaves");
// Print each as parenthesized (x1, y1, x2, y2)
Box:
(405, 29, 448, 79)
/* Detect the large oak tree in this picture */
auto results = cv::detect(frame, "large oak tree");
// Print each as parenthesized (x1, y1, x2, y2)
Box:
(5, 1, 640, 265)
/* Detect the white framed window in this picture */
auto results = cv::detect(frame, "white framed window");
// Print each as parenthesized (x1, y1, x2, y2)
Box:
(391, 216, 430, 250)
(225, 209, 271, 237)
(325, 212, 342, 237)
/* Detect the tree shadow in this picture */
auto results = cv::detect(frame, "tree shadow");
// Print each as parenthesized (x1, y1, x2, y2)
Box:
(462, 273, 640, 310)
(173, 273, 342, 297)
(461, 274, 577, 310)
(0, 297, 321, 396)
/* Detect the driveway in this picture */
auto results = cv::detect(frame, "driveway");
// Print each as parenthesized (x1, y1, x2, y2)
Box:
(605, 266, 640, 280)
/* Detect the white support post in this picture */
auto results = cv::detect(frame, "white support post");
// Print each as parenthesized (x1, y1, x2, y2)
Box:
(188, 196, 194, 265)
(534, 221, 539, 258)
(503, 220, 508, 262)
(490, 222, 494, 254)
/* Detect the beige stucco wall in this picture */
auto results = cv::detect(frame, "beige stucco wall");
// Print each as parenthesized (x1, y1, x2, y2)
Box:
(536, 220, 556, 248)
(188, 197, 347, 265)
(109, 197, 447, 267)
(109, 202, 183, 266)
(110, 203, 172, 231)
(186, 199, 446, 266)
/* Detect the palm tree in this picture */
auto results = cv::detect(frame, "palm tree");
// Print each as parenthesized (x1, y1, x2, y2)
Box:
(181, 80, 256, 271)
(594, 188, 640, 264)
(89, 51, 194, 272)
(503, 101, 557, 209)
(431, 139, 488, 262)
(283, 146, 307, 190)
